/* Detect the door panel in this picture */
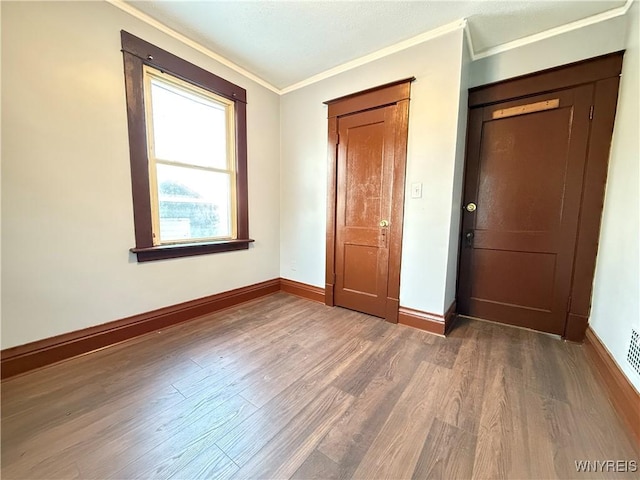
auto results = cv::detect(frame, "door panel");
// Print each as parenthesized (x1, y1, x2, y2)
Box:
(471, 249, 556, 310)
(458, 85, 593, 335)
(476, 109, 571, 234)
(344, 122, 384, 227)
(334, 106, 395, 318)
(343, 244, 379, 295)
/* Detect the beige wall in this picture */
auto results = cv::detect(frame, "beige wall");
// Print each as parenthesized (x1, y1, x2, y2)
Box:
(469, 14, 628, 87)
(1, 1, 281, 349)
(444, 37, 471, 309)
(280, 30, 467, 316)
(590, 3, 640, 392)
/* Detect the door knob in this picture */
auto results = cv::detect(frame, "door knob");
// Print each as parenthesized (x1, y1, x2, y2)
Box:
(465, 202, 477, 212)
(379, 220, 389, 227)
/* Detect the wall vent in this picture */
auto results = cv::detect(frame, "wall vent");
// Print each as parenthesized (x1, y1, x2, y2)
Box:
(627, 329, 640, 377)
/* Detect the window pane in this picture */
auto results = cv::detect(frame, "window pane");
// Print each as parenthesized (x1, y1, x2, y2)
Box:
(150, 78, 228, 169)
(156, 163, 232, 242)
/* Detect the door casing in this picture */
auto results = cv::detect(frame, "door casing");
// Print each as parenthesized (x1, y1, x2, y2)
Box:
(457, 52, 624, 341)
(324, 78, 414, 323)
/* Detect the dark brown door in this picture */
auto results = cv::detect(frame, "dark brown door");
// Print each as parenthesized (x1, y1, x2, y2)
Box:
(458, 85, 593, 335)
(334, 106, 395, 317)
(325, 79, 412, 322)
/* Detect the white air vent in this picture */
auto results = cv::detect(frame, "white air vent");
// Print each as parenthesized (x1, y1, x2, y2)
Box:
(627, 329, 640, 376)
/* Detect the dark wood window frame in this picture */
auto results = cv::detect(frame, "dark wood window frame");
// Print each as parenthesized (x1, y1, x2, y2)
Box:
(121, 30, 253, 262)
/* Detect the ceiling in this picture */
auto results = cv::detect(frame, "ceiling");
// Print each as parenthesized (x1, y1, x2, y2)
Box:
(125, 0, 628, 90)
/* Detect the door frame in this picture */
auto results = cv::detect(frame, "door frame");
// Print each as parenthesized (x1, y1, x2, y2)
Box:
(324, 78, 414, 323)
(458, 51, 624, 341)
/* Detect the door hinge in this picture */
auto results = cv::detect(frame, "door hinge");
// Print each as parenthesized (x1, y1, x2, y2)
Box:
(566, 296, 572, 312)
(336, 133, 341, 144)
(589, 105, 594, 120)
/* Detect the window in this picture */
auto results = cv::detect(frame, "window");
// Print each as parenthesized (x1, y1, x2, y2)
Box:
(121, 31, 252, 262)
(144, 67, 237, 243)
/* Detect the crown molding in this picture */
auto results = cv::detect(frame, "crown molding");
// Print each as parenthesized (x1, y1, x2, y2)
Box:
(106, 0, 634, 95)
(279, 19, 467, 95)
(105, 0, 280, 94)
(463, 20, 477, 62)
(468, 0, 634, 61)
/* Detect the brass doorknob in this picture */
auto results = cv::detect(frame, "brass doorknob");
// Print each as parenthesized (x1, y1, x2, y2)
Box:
(379, 220, 389, 227)
(465, 202, 477, 212)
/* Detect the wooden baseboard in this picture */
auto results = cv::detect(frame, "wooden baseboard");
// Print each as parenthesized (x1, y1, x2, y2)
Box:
(584, 327, 640, 445)
(398, 301, 457, 336)
(398, 307, 445, 335)
(280, 280, 458, 333)
(1, 279, 281, 380)
(279, 278, 325, 303)
(1, 277, 458, 380)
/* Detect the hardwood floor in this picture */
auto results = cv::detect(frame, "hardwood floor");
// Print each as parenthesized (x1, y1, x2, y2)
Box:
(1, 293, 638, 479)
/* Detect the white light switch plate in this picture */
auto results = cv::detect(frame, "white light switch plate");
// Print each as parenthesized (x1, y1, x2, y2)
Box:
(411, 182, 422, 198)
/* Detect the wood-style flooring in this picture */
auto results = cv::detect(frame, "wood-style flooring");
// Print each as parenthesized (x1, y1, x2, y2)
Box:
(1, 293, 638, 479)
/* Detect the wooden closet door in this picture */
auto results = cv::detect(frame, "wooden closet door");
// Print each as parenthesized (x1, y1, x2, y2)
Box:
(458, 85, 593, 334)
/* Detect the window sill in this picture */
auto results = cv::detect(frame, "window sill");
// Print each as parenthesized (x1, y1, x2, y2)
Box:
(131, 239, 254, 262)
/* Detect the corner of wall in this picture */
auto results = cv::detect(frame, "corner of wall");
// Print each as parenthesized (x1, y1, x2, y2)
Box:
(589, 2, 640, 393)
(443, 32, 471, 311)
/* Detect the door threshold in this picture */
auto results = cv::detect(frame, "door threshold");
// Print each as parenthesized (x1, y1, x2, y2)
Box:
(456, 314, 563, 341)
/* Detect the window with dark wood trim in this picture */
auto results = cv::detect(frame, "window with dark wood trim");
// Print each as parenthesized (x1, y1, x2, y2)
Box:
(121, 30, 252, 262)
